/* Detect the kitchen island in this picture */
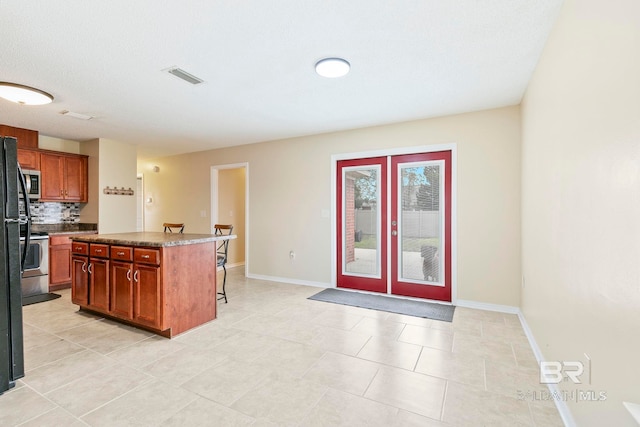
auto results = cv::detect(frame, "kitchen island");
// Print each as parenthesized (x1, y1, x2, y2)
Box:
(70, 232, 234, 338)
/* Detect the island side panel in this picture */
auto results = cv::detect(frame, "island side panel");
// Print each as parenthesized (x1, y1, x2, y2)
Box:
(162, 241, 217, 336)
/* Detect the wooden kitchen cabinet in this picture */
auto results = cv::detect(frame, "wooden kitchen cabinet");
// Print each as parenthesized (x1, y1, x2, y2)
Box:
(133, 248, 161, 329)
(71, 242, 89, 306)
(0, 124, 38, 149)
(40, 151, 88, 202)
(49, 235, 72, 290)
(110, 246, 134, 320)
(88, 244, 109, 313)
(17, 149, 40, 170)
(109, 247, 161, 327)
(71, 233, 220, 338)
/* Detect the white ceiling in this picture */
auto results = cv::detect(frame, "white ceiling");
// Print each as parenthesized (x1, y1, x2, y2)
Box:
(0, 1, 563, 159)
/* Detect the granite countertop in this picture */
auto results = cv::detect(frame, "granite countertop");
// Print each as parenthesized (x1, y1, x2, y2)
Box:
(71, 232, 236, 248)
(32, 223, 98, 235)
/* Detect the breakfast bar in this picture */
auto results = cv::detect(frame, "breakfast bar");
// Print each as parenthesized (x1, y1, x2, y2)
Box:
(70, 232, 234, 338)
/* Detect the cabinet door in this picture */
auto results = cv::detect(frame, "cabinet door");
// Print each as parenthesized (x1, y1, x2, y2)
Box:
(134, 264, 161, 328)
(71, 256, 89, 305)
(111, 261, 133, 319)
(64, 156, 87, 202)
(88, 258, 110, 312)
(50, 243, 72, 287)
(17, 149, 40, 170)
(39, 153, 65, 201)
(0, 125, 38, 149)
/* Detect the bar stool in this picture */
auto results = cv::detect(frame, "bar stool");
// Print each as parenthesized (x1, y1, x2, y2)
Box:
(214, 224, 233, 303)
(163, 223, 184, 233)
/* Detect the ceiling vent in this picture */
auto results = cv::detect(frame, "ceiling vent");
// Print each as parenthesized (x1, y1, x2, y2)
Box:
(165, 67, 204, 85)
(60, 110, 93, 120)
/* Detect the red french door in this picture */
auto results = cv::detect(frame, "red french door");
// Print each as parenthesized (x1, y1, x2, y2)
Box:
(337, 151, 452, 302)
(337, 157, 388, 293)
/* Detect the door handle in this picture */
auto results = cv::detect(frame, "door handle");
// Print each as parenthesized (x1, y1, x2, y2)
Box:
(133, 270, 139, 282)
(126, 269, 132, 281)
(88, 263, 92, 274)
(82, 262, 86, 273)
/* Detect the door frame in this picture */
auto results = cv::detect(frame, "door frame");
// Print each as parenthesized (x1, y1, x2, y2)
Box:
(211, 162, 249, 277)
(331, 144, 457, 304)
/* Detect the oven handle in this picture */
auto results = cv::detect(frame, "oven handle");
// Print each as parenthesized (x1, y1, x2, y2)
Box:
(17, 164, 31, 272)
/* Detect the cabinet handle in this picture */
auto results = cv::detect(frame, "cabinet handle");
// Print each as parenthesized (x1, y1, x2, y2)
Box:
(95, 249, 102, 253)
(88, 263, 92, 274)
(126, 269, 132, 281)
(81, 262, 86, 273)
(142, 255, 150, 259)
(65, 190, 68, 195)
(75, 246, 83, 251)
(117, 251, 125, 256)
(133, 270, 139, 282)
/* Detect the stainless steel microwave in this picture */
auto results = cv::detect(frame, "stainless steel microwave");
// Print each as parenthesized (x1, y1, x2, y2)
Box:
(20, 169, 40, 200)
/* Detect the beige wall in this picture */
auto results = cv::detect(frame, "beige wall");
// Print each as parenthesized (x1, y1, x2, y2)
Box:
(81, 138, 137, 233)
(38, 135, 82, 154)
(142, 106, 521, 305)
(521, 0, 640, 425)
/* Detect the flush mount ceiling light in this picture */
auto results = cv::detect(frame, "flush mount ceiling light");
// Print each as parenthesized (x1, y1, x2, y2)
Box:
(315, 58, 350, 78)
(0, 82, 54, 105)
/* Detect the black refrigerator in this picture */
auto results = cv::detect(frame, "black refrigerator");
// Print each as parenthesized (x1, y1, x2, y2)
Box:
(0, 137, 29, 394)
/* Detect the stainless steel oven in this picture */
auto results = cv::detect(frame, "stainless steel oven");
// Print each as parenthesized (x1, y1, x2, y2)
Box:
(19, 234, 49, 297)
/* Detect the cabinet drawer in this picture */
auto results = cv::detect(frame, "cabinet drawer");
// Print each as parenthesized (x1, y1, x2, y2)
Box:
(89, 243, 109, 258)
(111, 246, 133, 261)
(134, 248, 160, 265)
(50, 235, 71, 246)
(71, 241, 89, 255)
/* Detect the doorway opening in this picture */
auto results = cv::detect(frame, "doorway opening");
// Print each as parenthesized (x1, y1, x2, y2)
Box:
(211, 163, 248, 273)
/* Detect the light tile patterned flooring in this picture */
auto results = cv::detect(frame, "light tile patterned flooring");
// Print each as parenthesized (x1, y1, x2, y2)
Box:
(1, 267, 564, 426)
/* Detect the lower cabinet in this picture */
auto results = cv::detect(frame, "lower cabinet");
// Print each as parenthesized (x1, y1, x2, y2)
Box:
(49, 235, 72, 290)
(88, 244, 109, 312)
(111, 261, 134, 319)
(133, 262, 161, 328)
(72, 243, 164, 331)
(71, 238, 217, 337)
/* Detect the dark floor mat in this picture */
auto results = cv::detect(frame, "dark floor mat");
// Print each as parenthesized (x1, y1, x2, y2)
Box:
(308, 288, 455, 322)
(22, 293, 61, 306)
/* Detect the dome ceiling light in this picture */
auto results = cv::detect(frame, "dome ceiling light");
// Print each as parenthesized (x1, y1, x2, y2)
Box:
(315, 58, 350, 78)
(0, 82, 53, 105)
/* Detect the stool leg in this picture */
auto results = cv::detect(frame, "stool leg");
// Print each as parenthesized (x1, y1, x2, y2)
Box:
(217, 264, 228, 303)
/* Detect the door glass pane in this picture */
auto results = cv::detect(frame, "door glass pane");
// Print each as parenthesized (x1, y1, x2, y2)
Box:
(343, 166, 380, 277)
(399, 161, 443, 284)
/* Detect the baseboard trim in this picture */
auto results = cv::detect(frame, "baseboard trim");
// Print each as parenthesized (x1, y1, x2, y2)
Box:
(245, 273, 329, 289)
(455, 299, 520, 314)
(517, 311, 576, 427)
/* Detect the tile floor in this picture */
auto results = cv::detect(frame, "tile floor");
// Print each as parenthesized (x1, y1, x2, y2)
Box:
(1, 267, 564, 426)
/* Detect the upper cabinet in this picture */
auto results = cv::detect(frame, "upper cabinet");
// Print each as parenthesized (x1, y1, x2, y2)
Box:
(40, 152, 88, 202)
(17, 149, 40, 170)
(0, 124, 38, 149)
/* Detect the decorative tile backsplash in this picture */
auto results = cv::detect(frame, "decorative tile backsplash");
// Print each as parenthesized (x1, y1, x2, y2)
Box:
(19, 200, 80, 224)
